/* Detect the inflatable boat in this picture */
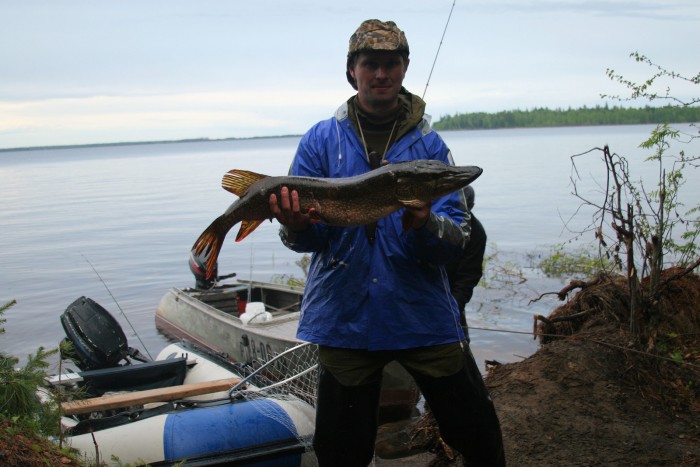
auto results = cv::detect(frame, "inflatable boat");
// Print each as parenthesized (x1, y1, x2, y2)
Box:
(49, 296, 316, 466)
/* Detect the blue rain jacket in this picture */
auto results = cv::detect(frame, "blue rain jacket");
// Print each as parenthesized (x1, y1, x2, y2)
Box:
(280, 100, 471, 350)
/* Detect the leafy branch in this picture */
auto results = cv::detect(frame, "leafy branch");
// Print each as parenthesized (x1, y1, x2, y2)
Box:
(602, 51, 700, 106)
(563, 53, 700, 343)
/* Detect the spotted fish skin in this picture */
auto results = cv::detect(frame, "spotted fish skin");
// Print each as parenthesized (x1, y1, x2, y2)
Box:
(191, 160, 482, 278)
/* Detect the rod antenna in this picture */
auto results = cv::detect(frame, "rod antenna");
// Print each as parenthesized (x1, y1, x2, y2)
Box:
(82, 253, 153, 360)
(423, 0, 457, 100)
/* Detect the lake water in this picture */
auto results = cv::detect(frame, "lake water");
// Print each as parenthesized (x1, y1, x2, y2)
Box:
(2, 124, 698, 370)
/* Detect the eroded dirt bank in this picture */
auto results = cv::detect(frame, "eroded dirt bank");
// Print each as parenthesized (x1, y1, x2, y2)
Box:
(377, 269, 700, 466)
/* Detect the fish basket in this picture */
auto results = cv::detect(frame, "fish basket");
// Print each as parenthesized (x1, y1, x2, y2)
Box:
(230, 341, 319, 408)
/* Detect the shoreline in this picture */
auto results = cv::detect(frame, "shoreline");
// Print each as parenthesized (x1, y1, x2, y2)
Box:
(2, 119, 689, 153)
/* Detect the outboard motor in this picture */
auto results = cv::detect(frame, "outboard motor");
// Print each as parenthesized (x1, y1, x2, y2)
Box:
(189, 251, 218, 289)
(61, 296, 148, 371)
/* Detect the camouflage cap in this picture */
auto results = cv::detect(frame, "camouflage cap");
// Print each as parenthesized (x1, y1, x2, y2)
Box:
(348, 19, 409, 57)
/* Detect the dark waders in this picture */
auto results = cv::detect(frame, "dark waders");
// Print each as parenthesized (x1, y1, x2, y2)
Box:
(312, 345, 506, 466)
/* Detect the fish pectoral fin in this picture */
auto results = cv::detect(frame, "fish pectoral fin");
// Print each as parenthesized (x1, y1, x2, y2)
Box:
(398, 198, 427, 208)
(235, 219, 264, 242)
(222, 170, 269, 196)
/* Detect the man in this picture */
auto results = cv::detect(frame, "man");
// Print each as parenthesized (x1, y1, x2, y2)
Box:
(269, 19, 505, 466)
(446, 185, 488, 342)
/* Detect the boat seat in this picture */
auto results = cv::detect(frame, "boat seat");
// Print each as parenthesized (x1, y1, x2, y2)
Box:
(78, 357, 188, 397)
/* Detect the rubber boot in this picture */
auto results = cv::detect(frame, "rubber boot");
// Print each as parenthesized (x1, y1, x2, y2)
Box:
(410, 347, 506, 466)
(312, 366, 383, 467)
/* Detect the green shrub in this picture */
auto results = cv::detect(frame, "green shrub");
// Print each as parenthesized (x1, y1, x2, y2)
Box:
(0, 300, 61, 436)
(538, 246, 611, 279)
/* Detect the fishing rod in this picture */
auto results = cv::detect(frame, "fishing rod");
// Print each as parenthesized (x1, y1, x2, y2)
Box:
(423, 0, 457, 100)
(81, 253, 154, 360)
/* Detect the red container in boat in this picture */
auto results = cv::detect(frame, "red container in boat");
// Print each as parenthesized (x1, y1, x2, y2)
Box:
(237, 299, 247, 316)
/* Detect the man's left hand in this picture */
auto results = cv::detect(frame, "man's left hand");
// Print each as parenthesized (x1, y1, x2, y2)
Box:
(401, 204, 431, 231)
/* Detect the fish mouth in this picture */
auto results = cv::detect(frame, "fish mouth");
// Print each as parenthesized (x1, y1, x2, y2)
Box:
(434, 164, 482, 182)
(452, 165, 483, 184)
(393, 160, 482, 187)
(430, 165, 483, 194)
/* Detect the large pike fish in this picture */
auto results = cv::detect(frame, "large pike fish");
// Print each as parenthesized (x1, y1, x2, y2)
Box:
(191, 160, 482, 278)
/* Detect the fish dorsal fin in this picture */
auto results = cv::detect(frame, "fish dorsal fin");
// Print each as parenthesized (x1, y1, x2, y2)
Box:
(221, 170, 268, 196)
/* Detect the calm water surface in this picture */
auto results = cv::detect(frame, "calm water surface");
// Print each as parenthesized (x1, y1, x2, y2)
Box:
(1, 124, 698, 370)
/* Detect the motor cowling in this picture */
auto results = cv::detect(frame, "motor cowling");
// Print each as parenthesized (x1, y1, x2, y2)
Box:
(61, 297, 150, 371)
(61, 296, 130, 370)
(188, 252, 218, 289)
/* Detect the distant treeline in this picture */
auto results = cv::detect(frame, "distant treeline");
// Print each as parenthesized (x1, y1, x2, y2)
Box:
(0, 134, 298, 153)
(433, 105, 700, 131)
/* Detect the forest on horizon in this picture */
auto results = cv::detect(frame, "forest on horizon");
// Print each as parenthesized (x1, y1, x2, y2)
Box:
(5, 104, 700, 153)
(433, 104, 700, 131)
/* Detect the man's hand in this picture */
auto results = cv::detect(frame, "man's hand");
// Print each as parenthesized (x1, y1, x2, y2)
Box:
(401, 203, 431, 231)
(269, 186, 314, 232)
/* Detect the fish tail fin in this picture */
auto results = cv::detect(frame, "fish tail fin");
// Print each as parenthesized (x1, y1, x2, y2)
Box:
(235, 220, 264, 242)
(191, 215, 231, 279)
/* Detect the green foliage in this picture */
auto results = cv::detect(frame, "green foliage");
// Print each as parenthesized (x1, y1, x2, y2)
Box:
(433, 104, 700, 131)
(271, 254, 310, 287)
(602, 51, 700, 106)
(656, 333, 687, 364)
(566, 52, 699, 341)
(271, 274, 306, 287)
(635, 123, 699, 269)
(0, 300, 62, 437)
(0, 299, 15, 330)
(0, 418, 82, 465)
(480, 244, 526, 289)
(295, 254, 310, 279)
(570, 53, 699, 277)
(538, 246, 611, 279)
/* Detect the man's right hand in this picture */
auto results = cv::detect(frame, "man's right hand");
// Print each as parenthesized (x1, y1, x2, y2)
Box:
(269, 186, 314, 232)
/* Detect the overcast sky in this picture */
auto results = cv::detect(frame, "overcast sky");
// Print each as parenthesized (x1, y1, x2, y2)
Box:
(1, 0, 698, 149)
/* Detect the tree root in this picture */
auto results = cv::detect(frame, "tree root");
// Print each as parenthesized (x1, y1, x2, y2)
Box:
(530, 272, 608, 306)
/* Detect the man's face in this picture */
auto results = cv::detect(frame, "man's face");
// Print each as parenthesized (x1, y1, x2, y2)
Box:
(349, 50, 409, 113)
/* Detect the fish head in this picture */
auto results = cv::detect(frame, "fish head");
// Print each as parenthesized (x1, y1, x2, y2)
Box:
(391, 160, 482, 202)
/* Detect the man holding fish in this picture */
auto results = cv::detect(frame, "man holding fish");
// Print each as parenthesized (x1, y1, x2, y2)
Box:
(269, 19, 505, 466)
